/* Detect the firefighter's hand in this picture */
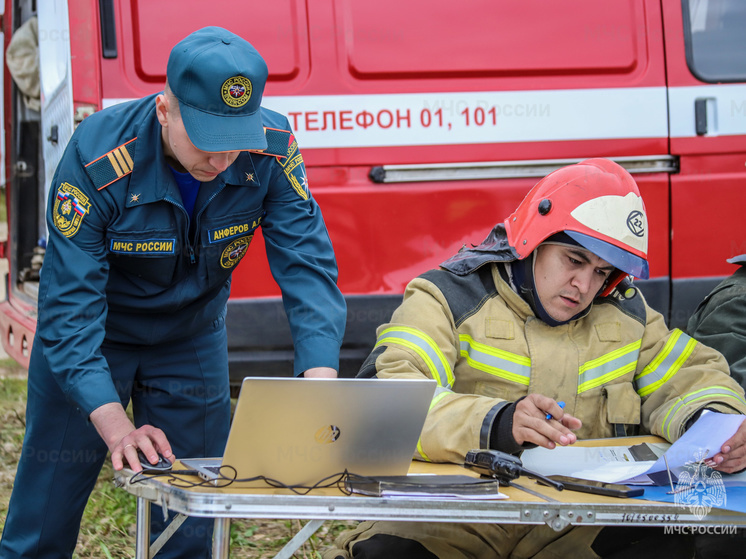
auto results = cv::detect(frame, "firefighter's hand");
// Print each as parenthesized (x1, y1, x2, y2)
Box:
(303, 367, 337, 378)
(89, 402, 174, 472)
(710, 416, 746, 474)
(512, 394, 582, 450)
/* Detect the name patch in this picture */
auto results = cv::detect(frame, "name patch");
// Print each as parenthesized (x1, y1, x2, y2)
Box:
(208, 218, 262, 243)
(110, 239, 176, 254)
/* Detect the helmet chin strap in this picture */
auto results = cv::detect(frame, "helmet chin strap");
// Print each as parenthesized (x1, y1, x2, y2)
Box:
(510, 251, 596, 326)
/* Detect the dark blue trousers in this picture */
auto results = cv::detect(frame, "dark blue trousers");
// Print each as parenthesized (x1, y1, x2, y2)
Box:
(0, 318, 231, 558)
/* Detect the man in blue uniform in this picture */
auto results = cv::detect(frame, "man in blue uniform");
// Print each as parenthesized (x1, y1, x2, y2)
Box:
(0, 27, 346, 558)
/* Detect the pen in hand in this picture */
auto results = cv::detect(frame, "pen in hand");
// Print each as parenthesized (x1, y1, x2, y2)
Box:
(546, 401, 565, 420)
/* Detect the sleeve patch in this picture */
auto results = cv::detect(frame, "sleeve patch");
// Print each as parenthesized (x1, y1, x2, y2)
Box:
(53, 182, 91, 238)
(281, 152, 309, 200)
(84, 138, 137, 191)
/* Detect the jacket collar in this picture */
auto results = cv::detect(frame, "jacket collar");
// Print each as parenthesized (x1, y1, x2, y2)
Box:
(441, 223, 520, 276)
(491, 263, 534, 322)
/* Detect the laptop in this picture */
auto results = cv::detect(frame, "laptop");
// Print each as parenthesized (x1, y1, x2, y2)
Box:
(181, 376, 436, 486)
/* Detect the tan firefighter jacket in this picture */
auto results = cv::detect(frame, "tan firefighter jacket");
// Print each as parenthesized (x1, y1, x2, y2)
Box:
(360, 262, 746, 464)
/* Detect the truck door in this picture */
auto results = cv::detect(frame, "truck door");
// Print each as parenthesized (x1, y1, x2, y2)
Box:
(663, 0, 746, 328)
(38, 0, 74, 213)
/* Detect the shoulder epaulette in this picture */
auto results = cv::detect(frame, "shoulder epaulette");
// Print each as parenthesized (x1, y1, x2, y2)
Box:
(249, 127, 293, 159)
(84, 138, 137, 191)
(598, 283, 647, 327)
(421, 266, 498, 328)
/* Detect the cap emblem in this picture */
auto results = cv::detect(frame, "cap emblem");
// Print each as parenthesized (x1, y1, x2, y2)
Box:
(221, 76, 252, 107)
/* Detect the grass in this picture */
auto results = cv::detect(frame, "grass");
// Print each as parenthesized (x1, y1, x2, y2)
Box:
(0, 364, 357, 557)
(0, 364, 30, 529)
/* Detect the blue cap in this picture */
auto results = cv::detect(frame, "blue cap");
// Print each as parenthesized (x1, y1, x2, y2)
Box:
(166, 27, 268, 152)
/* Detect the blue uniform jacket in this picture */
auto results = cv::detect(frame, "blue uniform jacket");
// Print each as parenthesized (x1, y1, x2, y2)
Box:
(38, 94, 346, 416)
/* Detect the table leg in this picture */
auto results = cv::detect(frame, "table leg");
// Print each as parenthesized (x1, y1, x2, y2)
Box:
(274, 519, 325, 559)
(135, 498, 151, 559)
(150, 514, 188, 557)
(212, 518, 231, 559)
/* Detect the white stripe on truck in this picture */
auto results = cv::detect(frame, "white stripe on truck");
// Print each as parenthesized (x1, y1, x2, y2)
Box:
(103, 84, 746, 149)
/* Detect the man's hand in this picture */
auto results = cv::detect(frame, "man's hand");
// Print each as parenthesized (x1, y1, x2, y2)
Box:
(710, 416, 746, 474)
(303, 367, 337, 378)
(89, 402, 174, 472)
(512, 394, 582, 449)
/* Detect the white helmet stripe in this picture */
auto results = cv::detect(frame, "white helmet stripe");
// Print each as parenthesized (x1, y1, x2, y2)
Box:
(570, 192, 647, 254)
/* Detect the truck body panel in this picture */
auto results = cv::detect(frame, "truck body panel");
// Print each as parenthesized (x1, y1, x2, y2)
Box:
(2, 0, 744, 383)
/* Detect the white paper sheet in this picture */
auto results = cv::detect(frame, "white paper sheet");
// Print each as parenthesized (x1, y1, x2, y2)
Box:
(521, 412, 745, 485)
(521, 442, 669, 478)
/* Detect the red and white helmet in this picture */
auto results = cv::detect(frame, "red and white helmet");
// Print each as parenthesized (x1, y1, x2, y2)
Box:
(504, 158, 649, 295)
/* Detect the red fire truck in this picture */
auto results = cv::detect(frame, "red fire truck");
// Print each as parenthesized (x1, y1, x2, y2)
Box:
(2, 0, 745, 387)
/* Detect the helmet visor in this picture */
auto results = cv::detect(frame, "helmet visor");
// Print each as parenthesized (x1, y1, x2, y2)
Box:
(565, 231, 649, 279)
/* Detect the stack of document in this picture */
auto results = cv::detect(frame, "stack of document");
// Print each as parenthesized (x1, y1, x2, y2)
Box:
(522, 411, 745, 485)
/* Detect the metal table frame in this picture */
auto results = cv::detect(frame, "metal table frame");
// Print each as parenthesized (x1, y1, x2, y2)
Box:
(114, 469, 746, 559)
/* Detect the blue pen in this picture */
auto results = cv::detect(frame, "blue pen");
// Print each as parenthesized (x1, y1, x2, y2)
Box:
(546, 401, 565, 420)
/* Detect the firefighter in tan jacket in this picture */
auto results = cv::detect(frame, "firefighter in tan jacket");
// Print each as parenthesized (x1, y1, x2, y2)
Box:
(326, 159, 746, 559)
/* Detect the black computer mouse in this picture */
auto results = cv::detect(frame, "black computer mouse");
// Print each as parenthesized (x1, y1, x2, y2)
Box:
(136, 449, 173, 472)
